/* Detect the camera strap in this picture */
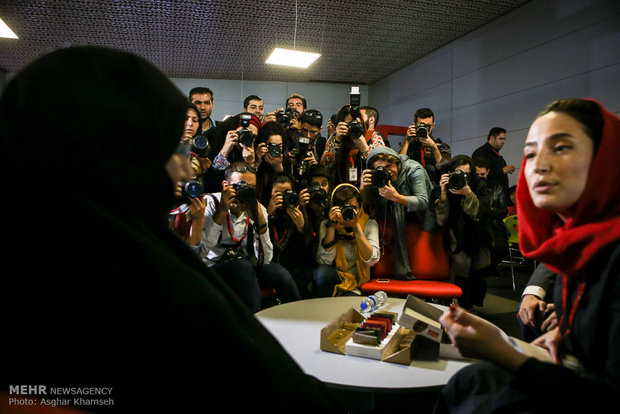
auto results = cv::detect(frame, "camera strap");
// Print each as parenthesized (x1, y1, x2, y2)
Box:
(225, 212, 250, 245)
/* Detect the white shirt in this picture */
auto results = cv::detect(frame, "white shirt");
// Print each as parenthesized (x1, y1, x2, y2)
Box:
(199, 193, 273, 266)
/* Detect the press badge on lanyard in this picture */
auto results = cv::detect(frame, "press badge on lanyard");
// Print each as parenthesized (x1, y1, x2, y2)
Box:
(349, 167, 358, 182)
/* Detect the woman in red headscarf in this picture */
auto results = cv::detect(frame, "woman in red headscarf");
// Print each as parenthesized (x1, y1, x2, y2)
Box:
(434, 98, 620, 413)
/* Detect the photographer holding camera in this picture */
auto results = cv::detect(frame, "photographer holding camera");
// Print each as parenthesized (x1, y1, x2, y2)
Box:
(266, 171, 317, 298)
(169, 103, 208, 246)
(436, 155, 493, 310)
(199, 161, 301, 312)
(321, 104, 385, 187)
(284, 109, 324, 183)
(400, 108, 451, 187)
(211, 112, 262, 171)
(313, 184, 380, 297)
(360, 146, 437, 280)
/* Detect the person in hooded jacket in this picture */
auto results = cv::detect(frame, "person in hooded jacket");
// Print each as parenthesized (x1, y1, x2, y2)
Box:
(360, 145, 439, 280)
(0, 46, 342, 413)
(435, 155, 494, 310)
(434, 98, 620, 414)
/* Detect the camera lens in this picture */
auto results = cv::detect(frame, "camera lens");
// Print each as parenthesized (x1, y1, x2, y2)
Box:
(182, 180, 203, 199)
(308, 184, 326, 205)
(347, 120, 364, 139)
(416, 123, 428, 139)
(282, 190, 300, 208)
(371, 166, 390, 187)
(341, 204, 356, 221)
(267, 143, 282, 158)
(191, 135, 209, 158)
(447, 171, 467, 190)
(238, 129, 255, 147)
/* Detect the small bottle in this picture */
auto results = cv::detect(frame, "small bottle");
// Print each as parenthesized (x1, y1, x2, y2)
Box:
(360, 291, 388, 312)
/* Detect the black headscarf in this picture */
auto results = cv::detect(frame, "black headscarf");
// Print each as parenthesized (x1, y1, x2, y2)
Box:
(1, 47, 340, 413)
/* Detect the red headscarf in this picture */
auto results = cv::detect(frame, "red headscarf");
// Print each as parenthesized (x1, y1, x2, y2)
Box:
(516, 99, 620, 277)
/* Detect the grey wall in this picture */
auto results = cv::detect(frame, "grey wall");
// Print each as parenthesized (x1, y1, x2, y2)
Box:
(368, 0, 620, 186)
(169, 77, 368, 130)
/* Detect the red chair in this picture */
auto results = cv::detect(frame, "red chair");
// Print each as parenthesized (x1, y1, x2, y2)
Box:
(361, 221, 462, 304)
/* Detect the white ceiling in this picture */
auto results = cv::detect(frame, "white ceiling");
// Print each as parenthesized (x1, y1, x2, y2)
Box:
(0, 0, 532, 84)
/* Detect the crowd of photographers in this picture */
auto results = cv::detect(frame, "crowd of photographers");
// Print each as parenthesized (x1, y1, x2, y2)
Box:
(169, 86, 516, 312)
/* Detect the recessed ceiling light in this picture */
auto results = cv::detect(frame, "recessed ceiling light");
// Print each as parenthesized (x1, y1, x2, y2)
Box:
(0, 18, 18, 39)
(266, 48, 320, 69)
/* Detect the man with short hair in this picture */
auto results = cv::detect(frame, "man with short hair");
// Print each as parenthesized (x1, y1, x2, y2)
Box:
(400, 107, 451, 187)
(243, 95, 264, 121)
(360, 105, 389, 148)
(286, 93, 306, 116)
(189, 87, 217, 134)
(472, 127, 515, 198)
(199, 161, 301, 312)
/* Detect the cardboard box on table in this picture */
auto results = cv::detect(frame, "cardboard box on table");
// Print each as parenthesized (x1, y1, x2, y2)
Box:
(319, 308, 416, 365)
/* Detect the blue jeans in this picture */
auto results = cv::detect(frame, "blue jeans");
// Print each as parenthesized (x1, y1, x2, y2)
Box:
(212, 258, 301, 312)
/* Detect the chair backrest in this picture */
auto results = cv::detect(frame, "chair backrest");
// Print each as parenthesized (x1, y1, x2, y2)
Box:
(503, 215, 519, 244)
(373, 221, 450, 281)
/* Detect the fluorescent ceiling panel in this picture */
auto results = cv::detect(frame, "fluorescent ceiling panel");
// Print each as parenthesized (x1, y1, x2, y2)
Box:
(265, 48, 320, 68)
(0, 18, 18, 39)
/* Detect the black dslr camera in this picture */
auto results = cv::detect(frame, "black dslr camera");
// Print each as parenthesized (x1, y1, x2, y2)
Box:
(371, 166, 390, 187)
(307, 183, 327, 206)
(447, 170, 469, 190)
(191, 135, 210, 158)
(347, 120, 364, 140)
(267, 142, 282, 158)
(282, 190, 300, 209)
(232, 181, 256, 205)
(238, 113, 255, 147)
(276, 107, 298, 126)
(340, 204, 356, 221)
(416, 122, 430, 139)
(181, 180, 204, 200)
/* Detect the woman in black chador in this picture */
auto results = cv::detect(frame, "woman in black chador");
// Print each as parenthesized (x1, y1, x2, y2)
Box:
(0, 46, 341, 413)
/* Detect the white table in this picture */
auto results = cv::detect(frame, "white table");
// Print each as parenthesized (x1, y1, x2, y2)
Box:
(255, 296, 471, 392)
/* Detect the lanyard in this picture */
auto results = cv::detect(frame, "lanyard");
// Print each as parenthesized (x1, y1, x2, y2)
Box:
(554, 275, 587, 363)
(226, 212, 251, 244)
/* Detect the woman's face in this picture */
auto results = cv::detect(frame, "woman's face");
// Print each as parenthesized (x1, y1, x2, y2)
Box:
(311, 176, 330, 194)
(267, 134, 283, 150)
(183, 108, 200, 141)
(524, 111, 595, 219)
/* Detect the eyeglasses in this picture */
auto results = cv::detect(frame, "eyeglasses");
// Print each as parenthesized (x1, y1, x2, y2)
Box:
(229, 164, 257, 174)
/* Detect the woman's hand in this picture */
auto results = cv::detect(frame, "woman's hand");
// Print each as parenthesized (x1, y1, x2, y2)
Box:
(221, 130, 238, 157)
(531, 327, 561, 363)
(188, 195, 206, 221)
(267, 192, 283, 217)
(286, 206, 305, 232)
(378, 180, 399, 201)
(299, 188, 310, 208)
(359, 169, 372, 192)
(440, 305, 530, 371)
